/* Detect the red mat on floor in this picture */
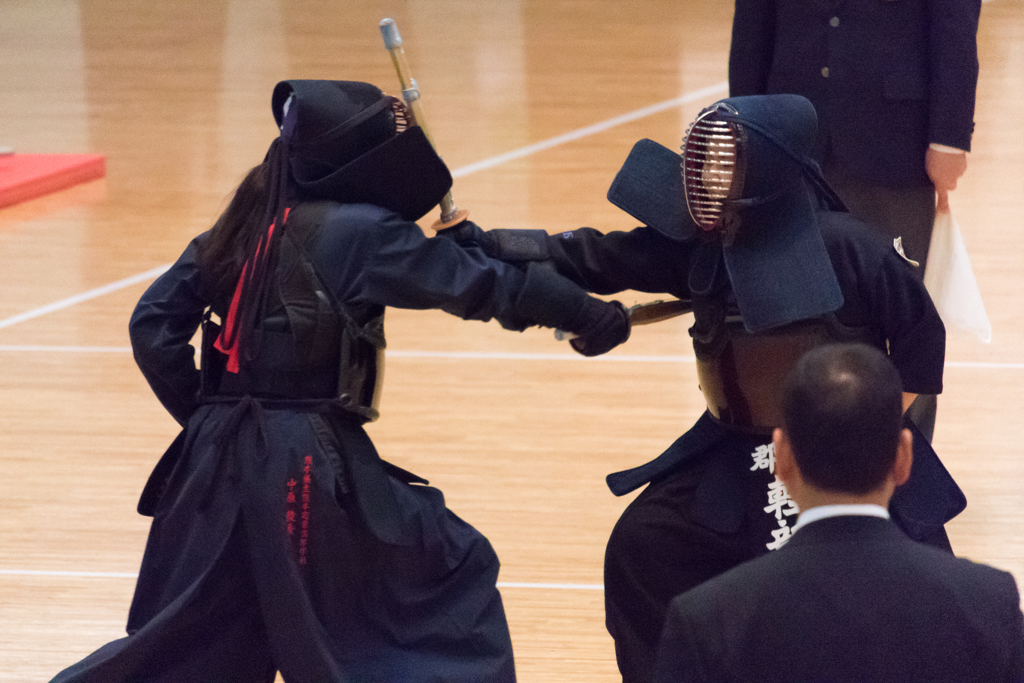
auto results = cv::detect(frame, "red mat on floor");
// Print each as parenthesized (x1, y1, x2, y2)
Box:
(0, 153, 106, 209)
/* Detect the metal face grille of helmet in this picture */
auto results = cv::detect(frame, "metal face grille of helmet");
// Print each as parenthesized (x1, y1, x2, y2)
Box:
(682, 104, 742, 233)
(389, 96, 411, 133)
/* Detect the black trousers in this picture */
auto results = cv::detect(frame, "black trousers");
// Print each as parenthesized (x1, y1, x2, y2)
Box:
(604, 443, 781, 683)
(50, 407, 516, 683)
(822, 159, 936, 276)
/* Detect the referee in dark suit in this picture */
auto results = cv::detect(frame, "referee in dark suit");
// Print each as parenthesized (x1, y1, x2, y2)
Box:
(728, 0, 981, 274)
(654, 343, 1024, 683)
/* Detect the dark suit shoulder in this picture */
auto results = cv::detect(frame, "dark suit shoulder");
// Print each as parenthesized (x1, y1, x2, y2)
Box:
(673, 516, 1019, 616)
(662, 517, 1024, 683)
(900, 535, 1023, 605)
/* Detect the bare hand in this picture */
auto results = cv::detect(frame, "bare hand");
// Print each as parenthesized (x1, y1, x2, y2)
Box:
(926, 147, 967, 212)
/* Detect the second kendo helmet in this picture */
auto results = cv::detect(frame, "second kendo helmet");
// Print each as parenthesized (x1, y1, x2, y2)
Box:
(269, 79, 453, 221)
(606, 93, 844, 332)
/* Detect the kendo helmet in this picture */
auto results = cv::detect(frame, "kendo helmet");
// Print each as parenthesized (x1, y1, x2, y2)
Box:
(680, 95, 818, 243)
(268, 79, 452, 221)
(606, 94, 844, 332)
(681, 101, 745, 238)
(214, 81, 455, 376)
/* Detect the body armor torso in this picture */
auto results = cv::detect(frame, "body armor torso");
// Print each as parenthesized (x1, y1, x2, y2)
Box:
(687, 240, 878, 433)
(695, 315, 876, 434)
(201, 203, 385, 422)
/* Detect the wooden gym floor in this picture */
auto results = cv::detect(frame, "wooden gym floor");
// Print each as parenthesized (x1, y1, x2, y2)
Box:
(1, 0, 1022, 681)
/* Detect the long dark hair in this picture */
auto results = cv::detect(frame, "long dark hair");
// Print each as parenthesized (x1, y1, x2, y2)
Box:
(197, 162, 273, 303)
(197, 137, 292, 366)
(197, 93, 399, 367)
(198, 96, 402, 303)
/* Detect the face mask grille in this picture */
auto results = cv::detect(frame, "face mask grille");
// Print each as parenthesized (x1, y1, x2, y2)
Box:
(682, 108, 739, 232)
(389, 96, 411, 133)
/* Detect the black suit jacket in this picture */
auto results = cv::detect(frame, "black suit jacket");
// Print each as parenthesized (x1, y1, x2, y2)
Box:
(729, 0, 980, 188)
(655, 516, 1024, 683)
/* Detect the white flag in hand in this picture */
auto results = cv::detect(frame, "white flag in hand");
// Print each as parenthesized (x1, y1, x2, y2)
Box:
(923, 208, 992, 343)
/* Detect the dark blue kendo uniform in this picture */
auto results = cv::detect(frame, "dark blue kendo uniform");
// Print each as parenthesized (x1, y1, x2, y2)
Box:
(543, 215, 961, 681)
(51, 77, 632, 683)
(49, 201, 618, 683)
(458, 208, 963, 683)
(445, 93, 965, 683)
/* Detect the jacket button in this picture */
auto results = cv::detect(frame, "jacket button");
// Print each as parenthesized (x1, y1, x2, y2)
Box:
(821, 67, 830, 78)
(830, 16, 840, 27)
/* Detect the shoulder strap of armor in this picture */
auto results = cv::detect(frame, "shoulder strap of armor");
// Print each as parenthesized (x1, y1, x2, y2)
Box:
(279, 203, 386, 421)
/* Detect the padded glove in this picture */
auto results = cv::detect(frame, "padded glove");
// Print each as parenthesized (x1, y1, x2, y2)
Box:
(568, 298, 631, 357)
(435, 220, 497, 255)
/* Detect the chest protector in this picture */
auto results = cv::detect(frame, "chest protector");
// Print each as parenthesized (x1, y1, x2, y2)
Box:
(688, 241, 877, 434)
(695, 316, 870, 434)
(201, 203, 385, 422)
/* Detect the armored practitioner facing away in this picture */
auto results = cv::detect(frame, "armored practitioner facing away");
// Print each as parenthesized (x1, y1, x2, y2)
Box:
(50, 80, 629, 683)
(444, 94, 964, 683)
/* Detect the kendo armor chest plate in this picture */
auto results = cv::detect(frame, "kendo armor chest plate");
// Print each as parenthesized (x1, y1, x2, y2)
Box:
(695, 314, 879, 434)
(201, 202, 385, 422)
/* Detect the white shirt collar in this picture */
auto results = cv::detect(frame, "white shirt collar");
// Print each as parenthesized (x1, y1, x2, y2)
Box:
(792, 504, 889, 534)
